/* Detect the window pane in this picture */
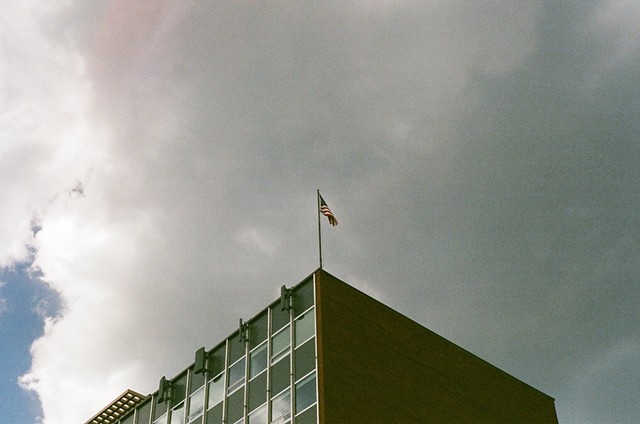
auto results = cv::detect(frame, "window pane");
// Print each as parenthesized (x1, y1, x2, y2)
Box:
(271, 304, 289, 333)
(173, 373, 188, 404)
(187, 386, 205, 421)
(248, 371, 267, 412)
(248, 403, 267, 424)
(205, 402, 223, 424)
(229, 336, 246, 363)
(249, 311, 268, 349)
(153, 413, 167, 424)
(294, 310, 314, 348)
(227, 387, 245, 423)
(154, 396, 167, 419)
(207, 373, 225, 409)
(250, 343, 267, 379)
(294, 405, 316, 424)
(228, 357, 246, 393)
(136, 400, 151, 424)
(271, 389, 291, 424)
(270, 355, 290, 397)
(210, 345, 226, 377)
(295, 373, 316, 415)
(171, 402, 185, 424)
(292, 278, 314, 318)
(190, 369, 205, 394)
(271, 326, 290, 363)
(121, 413, 134, 424)
(294, 338, 315, 381)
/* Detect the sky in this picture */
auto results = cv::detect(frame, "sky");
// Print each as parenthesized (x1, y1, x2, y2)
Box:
(0, 1, 638, 423)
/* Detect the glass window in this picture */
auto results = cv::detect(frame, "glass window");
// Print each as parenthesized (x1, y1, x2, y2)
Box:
(153, 396, 167, 420)
(187, 385, 205, 423)
(249, 311, 268, 349)
(171, 401, 185, 424)
(250, 342, 268, 379)
(271, 304, 289, 333)
(207, 372, 225, 409)
(294, 405, 316, 424)
(229, 335, 246, 364)
(292, 278, 314, 318)
(248, 371, 267, 412)
(294, 309, 314, 348)
(209, 345, 226, 377)
(172, 372, 188, 405)
(228, 357, 246, 394)
(205, 402, 223, 424)
(270, 355, 290, 397)
(294, 338, 315, 381)
(190, 368, 205, 394)
(227, 387, 245, 424)
(136, 400, 151, 424)
(248, 403, 267, 424)
(271, 325, 290, 364)
(121, 413, 134, 424)
(294, 373, 316, 415)
(152, 412, 167, 424)
(271, 389, 291, 424)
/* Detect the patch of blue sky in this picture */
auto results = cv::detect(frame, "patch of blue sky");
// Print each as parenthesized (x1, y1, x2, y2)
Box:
(0, 259, 62, 424)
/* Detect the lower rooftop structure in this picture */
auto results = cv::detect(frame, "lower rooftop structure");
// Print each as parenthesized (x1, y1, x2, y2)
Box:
(85, 390, 146, 424)
(87, 269, 558, 424)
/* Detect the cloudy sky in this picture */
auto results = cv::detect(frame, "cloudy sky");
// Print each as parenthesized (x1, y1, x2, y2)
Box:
(1, 1, 639, 423)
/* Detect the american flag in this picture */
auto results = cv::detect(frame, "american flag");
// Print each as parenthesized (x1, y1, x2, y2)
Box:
(319, 193, 338, 226)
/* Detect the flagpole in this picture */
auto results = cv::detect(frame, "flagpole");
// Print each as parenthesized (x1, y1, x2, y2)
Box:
(317, 189, 323, 269)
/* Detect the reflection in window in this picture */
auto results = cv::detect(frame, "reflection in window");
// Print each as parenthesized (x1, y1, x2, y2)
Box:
(271, 389, 291, 424)
(228, 357, 246, 393)
(248, 403, 267, 424)
(294, 309, 314, 348)
(293, 278, 314, 318)
(250, 342, 268, 378)
(173, 373, 188, 405)
(152, 413, 167, 424)
(207, 373, 225, 409)
(187, 385, 205, 423)
(295, 372, 316, 415)
(171, 401, 185, 424)
(271, 326, 290, 364)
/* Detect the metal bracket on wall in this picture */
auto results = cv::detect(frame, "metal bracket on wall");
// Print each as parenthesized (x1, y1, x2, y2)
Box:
(280, 285, 293, 311)
(238, 318, 249, 343)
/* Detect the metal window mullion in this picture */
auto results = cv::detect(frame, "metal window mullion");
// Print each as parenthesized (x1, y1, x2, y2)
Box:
(201, 352, 211, 424)
(243, 324, 250, 422)
(184, 370, 192, 424)
(289, 291, 295, 422)
(266, 306, 273, 423)
(167, 391, 173, 424)
(222, 338, 230, 424)
(149, 396, 156, 424)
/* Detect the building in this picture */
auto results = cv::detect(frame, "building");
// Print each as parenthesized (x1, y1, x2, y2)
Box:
(86, 269, 558, 424)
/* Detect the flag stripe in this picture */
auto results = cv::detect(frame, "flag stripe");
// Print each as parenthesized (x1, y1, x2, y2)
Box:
(319, 194, 338, 226)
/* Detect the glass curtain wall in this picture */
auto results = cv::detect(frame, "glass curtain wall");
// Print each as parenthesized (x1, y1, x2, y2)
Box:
(121, 277, 317, 424)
